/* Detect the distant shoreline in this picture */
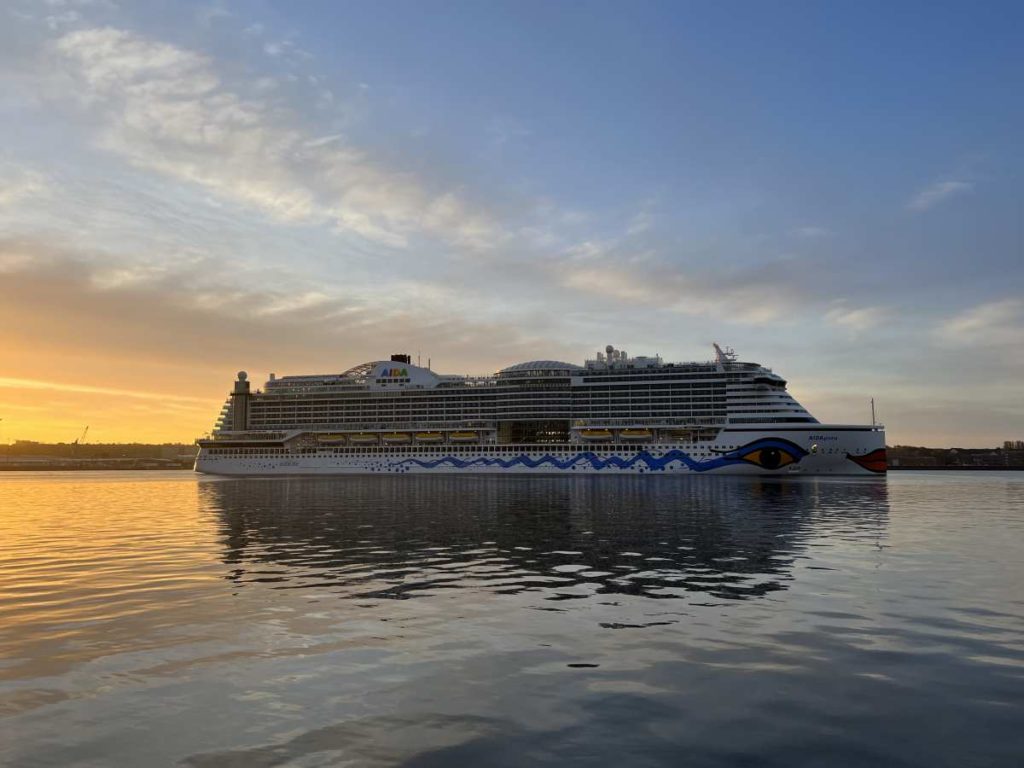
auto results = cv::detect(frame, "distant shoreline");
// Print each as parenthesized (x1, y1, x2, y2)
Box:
(888, 466, 1024, 471)
(0, 463, 192, 471)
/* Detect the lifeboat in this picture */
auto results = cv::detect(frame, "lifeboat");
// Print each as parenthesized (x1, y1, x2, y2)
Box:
(449, 431, 479, 442)
(382, 433, 411, 444)
(619, 428, 652, 440)
(579, 429, 612, 441)
(415, 432, 444, 443)
(348, 433, 379, 444)
(316, 433, 347, 444)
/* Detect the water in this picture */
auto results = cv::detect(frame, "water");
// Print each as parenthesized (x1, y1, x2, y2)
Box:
(1, 472, 1022, 767)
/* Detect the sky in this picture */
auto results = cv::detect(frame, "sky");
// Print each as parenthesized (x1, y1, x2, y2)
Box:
(0, 0, 1021, 447)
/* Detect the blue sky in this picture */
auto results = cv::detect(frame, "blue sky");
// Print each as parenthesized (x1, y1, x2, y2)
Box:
(0, 0, 1021, 445)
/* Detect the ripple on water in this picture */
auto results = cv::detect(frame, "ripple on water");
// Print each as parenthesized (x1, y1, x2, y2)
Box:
(0, 471, 1023, 767)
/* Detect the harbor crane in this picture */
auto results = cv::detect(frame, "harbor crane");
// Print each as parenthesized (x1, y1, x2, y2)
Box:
(73, 426, 89, 445)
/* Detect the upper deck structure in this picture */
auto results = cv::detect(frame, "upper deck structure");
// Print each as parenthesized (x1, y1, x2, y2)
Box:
(214, 345, 816, 444)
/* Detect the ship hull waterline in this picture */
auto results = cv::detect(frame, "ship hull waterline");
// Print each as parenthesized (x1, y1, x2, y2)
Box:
(195, 427, 886, 477)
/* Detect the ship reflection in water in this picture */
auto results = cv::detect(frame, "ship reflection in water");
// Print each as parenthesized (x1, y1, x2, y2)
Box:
(182, 475, 905, 766)
(205, 475, 888, 608)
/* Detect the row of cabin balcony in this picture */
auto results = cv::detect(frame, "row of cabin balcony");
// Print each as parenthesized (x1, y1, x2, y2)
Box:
(247, 399, 727, 411)
(248, 390, 730, 404)
(237, 416, 731, 433)
(246, 403, 730, 416)
(246, 404, 727, 417)
(251, 383, 731, 400)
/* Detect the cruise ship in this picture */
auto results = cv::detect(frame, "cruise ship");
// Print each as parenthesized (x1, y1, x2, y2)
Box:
(194, 344, 886, 476)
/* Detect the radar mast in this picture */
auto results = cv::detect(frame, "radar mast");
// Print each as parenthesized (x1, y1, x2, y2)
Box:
(713, 343, 737, 365)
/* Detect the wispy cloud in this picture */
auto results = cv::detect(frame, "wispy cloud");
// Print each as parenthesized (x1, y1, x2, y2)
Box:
(487, 116, 532, 147)
(907, 180, 973, 212)
(0, 376, 210, 404)
(0, 236, 572, 376)
(627, 210, 654, 235)
(45, 10, 81, 30)
(196, 3, 232, 28)
(0, 165, 50, 206)
(49, 27, 503, 250)
(825, 302, 892, 334)
(937, 299, 1024, 349)
(554, 250, 810, 324)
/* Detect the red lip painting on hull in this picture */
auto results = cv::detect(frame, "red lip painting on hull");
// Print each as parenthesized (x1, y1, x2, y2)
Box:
(846, 448, 887, 473)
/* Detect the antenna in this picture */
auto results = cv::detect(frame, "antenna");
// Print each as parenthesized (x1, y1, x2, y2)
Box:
(871, 398, 876, 426)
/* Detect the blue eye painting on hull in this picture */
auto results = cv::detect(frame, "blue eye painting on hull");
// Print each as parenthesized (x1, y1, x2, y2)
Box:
(388, 437, 809, 472)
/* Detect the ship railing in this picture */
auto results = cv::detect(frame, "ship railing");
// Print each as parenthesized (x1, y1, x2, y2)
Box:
(201, 431, 292, 444)
(235, 421, 498, 432)
(571, 418, 724, 428)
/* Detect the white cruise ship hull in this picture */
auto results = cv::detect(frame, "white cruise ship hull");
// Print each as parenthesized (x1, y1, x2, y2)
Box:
(195, 425, 886, 477)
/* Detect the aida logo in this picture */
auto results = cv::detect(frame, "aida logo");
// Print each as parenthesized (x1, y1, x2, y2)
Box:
(382, 368, 409, 378)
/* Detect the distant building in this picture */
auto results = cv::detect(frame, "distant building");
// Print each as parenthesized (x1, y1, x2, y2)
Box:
(1004, 440, 1024, 451)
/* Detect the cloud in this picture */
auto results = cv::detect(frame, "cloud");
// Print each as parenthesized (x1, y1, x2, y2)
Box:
(0, 166, 50, 206)
(0, 236, 573, 378)
(825, 302, 892, 333)
(263, 40, 287, 57)
(626, 210, 654, 235)
(487, 116, 532, 147)
(563, 239, 614, 262)
(552, 236, 829, 324)
(45, 10, 81, 30)
(557, 260, 803, 323)
(49, 27, 503, 250)
(937, 299, 1024, 348)
(0, 376, 209, 404)
(42, 0, 115, 7)
(907, 180, 973, 212)
(196, 4, 232, 28)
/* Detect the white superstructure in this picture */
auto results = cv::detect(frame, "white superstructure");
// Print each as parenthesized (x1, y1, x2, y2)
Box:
(195, 345, 886, 476)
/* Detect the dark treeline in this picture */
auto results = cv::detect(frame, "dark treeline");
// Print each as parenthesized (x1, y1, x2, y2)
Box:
(890, 445, 1024, 468)
(0, 441, 198, 459)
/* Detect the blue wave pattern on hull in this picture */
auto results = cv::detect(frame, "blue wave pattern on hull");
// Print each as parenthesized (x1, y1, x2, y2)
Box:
(389, 437, 808, 472)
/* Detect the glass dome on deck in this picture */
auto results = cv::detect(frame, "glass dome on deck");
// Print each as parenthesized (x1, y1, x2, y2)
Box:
(496, 360, 584, 378)
(340, 361, 378, 382)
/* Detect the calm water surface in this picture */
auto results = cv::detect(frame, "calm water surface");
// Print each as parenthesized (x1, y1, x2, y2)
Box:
(1, 471, 1022, 767)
